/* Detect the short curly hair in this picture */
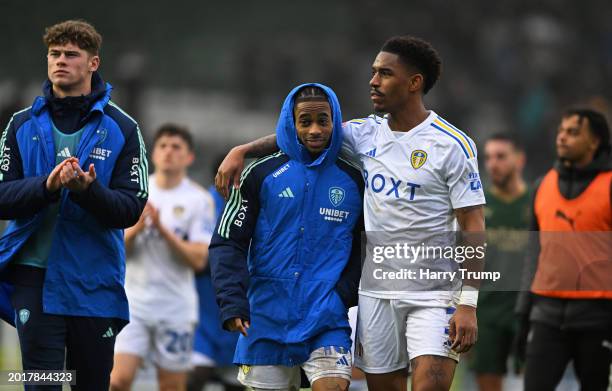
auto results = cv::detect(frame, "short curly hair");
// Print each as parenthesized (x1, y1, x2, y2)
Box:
(43, 20, 102, 55)
(381, 36, 442, 94)
(563, 107, 611, 158)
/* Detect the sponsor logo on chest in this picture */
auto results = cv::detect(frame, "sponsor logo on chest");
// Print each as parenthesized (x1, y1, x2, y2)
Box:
(272, 163, 290, 178)
(320, 186, 350, 222)
(364, 169, 422, 200)
(89, 147, 112, 160)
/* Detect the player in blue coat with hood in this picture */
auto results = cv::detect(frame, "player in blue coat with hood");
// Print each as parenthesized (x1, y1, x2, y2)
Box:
(209, 83, 363, 391)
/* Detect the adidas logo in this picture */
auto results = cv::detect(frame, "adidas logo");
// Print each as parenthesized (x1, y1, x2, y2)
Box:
(336, 355, 349, 366)
(278, 187, 294, 198)
(56, 147, 71, 158)
(102, 327, 114, 338)
(365, 148, 377, 157)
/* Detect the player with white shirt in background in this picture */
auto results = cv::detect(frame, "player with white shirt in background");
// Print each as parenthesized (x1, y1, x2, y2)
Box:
(215, 36, 486, 391)
(110, 124, 216, 391)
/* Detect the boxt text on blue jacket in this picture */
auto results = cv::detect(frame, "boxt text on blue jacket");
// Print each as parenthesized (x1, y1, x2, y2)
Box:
(209, 83, 364, 366)
(0, 74, 149, 327)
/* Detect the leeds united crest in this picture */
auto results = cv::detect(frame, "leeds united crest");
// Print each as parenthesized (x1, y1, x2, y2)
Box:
(411, 150, 427, 169)
(329, 187, 345, 207)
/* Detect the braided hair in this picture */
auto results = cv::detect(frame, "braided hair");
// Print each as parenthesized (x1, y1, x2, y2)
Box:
(295, 86, 327, 103)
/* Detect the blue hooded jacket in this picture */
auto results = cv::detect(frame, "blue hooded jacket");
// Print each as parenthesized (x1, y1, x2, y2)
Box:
(193, 187, 239, 366)
(0, 75, 148, 326)
(209, 83, 364, 366)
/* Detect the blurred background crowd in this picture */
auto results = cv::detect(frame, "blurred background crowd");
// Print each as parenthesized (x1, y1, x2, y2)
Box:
(1, 0, 611, 183)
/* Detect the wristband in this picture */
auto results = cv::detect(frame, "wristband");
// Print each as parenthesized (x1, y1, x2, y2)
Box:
(459, 285, 479, 308)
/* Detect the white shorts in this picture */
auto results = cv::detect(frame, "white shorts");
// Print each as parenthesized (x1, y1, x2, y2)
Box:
(354, 294, 459, 374)
(114, 315, 195, 372)
(191, 352, 241, 386)
(191, 351, 216, 367)
(237, 346, 352, 390)
(348, 306, 358, 362)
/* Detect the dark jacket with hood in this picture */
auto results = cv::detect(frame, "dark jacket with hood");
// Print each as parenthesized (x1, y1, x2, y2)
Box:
(516, 151, 612, 330)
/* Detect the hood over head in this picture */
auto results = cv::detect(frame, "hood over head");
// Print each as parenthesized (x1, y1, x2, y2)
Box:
(276, 83, 343, 168)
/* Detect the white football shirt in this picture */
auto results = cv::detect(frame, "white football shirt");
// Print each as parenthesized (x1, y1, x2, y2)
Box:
(125, 175, 216, 323)
(341, 111, 486, 299)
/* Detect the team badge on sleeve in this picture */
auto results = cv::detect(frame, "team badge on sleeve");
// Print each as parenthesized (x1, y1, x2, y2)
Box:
(411, 150, 427, 169)
(329, 187, 345, 207)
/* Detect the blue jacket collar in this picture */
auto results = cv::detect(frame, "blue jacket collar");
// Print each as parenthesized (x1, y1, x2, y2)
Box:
(32, 72, 112, 117)
(275, 83, 343, 169)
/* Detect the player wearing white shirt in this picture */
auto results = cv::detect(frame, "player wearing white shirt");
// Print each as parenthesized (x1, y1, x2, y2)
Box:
(343, 109, 485, 380)
(111, 124, 215, 391)
(342, 112, 482, 233)
(347, 37, 484, 391)
(342, 111, 484, 298)
(214, 36, 485, 391)
(123, 175, 214, 324)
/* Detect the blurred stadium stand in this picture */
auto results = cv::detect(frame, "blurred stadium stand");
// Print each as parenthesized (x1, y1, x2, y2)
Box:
(1, 0, 610, 182)
(1, 1, 610, 389)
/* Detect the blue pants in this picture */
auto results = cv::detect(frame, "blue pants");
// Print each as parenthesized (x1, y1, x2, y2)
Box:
(10, 271, 117, 391)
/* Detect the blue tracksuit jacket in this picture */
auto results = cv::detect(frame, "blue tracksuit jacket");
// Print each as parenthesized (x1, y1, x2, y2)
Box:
(0, 75, 148, 327)
(209, 83, 363, 366)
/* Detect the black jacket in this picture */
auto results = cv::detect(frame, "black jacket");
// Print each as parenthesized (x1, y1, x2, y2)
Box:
(516, 152, 612, 330)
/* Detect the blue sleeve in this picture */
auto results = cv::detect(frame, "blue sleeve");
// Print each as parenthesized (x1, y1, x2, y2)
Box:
(0, 282, 15, 327)
(68, 124, 148, 228)
(209, 169, 261, 330)
(0, 117, 60, 220)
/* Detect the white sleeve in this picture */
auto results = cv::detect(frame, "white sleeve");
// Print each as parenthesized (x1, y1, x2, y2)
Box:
(188, 194, 216, 243)
(445, 144, 486, 209)
(340, 121, 362, 168)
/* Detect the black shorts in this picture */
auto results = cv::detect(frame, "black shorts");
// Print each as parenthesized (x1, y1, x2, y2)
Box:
(10, 266, 119, 391)
(524, 321, 612, 391)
